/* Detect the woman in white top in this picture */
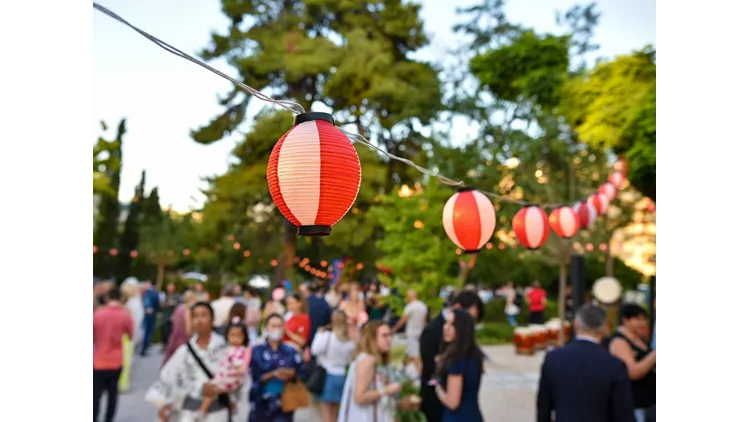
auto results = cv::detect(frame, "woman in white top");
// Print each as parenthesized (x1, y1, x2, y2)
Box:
(119, 277, 144, 393)
(311, 310, 355, 422)
(338, 321, 403, 422)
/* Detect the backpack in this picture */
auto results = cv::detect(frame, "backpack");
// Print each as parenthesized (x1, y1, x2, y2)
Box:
(513, 291, 523, 308)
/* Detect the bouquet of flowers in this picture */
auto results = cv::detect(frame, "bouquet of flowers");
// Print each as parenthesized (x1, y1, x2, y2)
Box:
(385, 362, 426, 422)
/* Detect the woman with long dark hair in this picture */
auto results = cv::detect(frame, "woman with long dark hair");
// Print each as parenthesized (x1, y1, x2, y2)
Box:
(430, 309, 484, 422)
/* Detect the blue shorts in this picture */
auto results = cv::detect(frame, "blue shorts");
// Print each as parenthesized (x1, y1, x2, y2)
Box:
(317, 373, 346, 404)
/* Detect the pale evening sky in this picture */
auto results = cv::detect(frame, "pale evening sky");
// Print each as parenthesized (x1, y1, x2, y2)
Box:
(93, 0, 655, 213)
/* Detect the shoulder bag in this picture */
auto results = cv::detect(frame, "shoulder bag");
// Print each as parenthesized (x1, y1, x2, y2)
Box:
(186, 342, 232, 422)
(305, 331, 332, 394)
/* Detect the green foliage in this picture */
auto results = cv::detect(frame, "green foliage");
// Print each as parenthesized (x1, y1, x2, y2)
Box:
(368, 180, 460, 313)
(476, 322, 514, 345)
(117, 170, 147, 278)
(470, 30, 570, 109)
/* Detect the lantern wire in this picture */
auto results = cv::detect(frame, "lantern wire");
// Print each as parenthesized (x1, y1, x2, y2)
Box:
(94, 2, 593, 210)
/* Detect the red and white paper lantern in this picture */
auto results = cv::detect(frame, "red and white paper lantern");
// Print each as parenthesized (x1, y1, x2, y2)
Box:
(608, 171, 625, 189)
(598, 182, 617, 201)
(587, 193, 610, 216)
(573, 201, 597, 229)
(442, 187, 496, 253)
(512, 206, 550, 250)
(549, 206, 580, 239)
(267, 112, 361, 236)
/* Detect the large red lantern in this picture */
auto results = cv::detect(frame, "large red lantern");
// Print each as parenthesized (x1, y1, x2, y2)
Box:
(598, 183, 617, 201)
(267, 112, 361, 236)
(549, 206, 579, 239)
(512, 206, 550, 250)
(608, 171, 625, 189)
(442, 187, 496, 253)
(587, 193, 610, 216)
(573, 201, 597, 229)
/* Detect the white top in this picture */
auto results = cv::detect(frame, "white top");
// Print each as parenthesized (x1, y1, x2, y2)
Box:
(211, 297, 236, 327)
(311, 331, 355, 376)
(125, 296, 144, 343)
(404, 300, 428, 335)
(505, 291, 519, 315)
(338, 353, 393, 422)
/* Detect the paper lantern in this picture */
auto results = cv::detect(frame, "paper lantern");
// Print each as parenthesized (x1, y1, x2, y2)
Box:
(587, 193, 610, 216)
(267, 112, 361, 236)
(512, 206, 550, 250)
(613, 157, 629, 175)
(608, 171, 625, 189)
(549, 206, 580, 239)
(442, 187, 497, 253)
(573, 201, 597, 229)
(598, 183, 617, 201)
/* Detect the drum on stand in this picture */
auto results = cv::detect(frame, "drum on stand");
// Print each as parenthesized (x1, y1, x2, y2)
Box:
(530, 324, 548, 350)
(546, 320, 561, 345)
(513, 327, 535, 355)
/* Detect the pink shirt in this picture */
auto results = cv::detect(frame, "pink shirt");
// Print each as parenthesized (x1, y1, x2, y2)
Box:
(93, 305, 134, 370)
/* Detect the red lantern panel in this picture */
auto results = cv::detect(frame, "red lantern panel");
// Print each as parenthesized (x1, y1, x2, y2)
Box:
(573, 201, 597, 229)
(587, 193, 610, 216)
(549, 206, 580, 239)
(267, 112, 361, 236)
(598, 183, 617, 201)
(512, 206, 550, 250)
(608, 171, 625, 189)
(442, 187, 496, 253)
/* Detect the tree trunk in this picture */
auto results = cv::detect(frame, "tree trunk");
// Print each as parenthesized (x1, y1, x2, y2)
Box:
(457, 255, 477, 286)
(605, 249, 614, 277)
(274, 219, 297, 285)
(558, 264, 567, 346)
(156, 263, 166, 291)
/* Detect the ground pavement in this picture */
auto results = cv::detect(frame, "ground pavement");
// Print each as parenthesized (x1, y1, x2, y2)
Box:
(109, 341, 545, 422)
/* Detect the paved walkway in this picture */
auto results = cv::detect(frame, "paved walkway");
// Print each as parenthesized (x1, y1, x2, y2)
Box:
(106, 342, 545, 422)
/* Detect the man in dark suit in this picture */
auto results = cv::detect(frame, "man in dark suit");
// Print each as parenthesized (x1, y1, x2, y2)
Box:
(419, 290, 484, 422)
(306, 281, 332, 345)
(537, 304, 635, 422)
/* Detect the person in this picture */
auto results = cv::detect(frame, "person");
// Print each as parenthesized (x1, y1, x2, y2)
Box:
(299, 283, 311, 299)
(216, 302, 247, 337)
(141, 280, 161, 356)
(94, 287, 134, 422)
(338, 321, 403, 422)
(339, 282, 368, 341)
(366, 282, 387, 321)
(263, 289, 286, 322)
(420, 290, 484, 422)
(609, 304, 656, 422)
(504, 281, 520, 327)
(94, 278, 113, 312)
(283, 293, 311, 350)
(311, 310, 355, 422)
(306, 282, 332, 344)
(162, 290, 197, 366)
(200, 317, 251, 417)
(212, 284, 238, 328)
(563, 284, 574, 323)
(245, 287, 263, 345)
(526, 280, 547, 325)
(325, 282, 346, 309)
(160, 282, 181, 351)
(430, 309, 484, 422)
(391, 289, 428, 374)
(248, 313, 308, 422)
(194, 282, 211, 302)
(119, 278, 144, 393)
(537, 304, 635, 422)
(146, 302, 236, 422)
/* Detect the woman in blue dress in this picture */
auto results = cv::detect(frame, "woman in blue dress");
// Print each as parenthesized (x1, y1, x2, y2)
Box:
(429, 309, 484, 422)
(248, 313, 307, 422)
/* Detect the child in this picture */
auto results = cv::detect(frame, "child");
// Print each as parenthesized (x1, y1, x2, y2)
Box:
(200, 317, 250, 417)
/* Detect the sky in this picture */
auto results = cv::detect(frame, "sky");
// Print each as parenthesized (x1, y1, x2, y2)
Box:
(93, 0, 655, 213)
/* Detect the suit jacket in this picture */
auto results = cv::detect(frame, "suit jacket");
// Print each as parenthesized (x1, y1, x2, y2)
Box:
(306, 295, 332, 345)
(420, 312, 446, 422)
(537, 339, 635, 422)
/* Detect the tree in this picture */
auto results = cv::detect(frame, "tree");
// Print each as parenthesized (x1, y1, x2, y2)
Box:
(367, 179, 459, 313)
(560, 47, 656, 200)
(138, 210, 187, 290)
(117, 170, 146, 278)
(93, 119, 126, 277)
(193, 0, 442, 282)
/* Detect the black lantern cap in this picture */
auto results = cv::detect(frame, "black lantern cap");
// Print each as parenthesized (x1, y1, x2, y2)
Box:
(293, 112, 335, 126)
(456, 186, 476, 193)
(298, 225, 332, 237)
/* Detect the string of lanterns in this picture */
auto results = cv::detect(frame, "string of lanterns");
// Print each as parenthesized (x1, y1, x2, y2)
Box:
(94, 4, 651, 257)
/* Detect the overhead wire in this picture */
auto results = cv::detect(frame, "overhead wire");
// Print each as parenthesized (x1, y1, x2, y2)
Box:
(93, 2, 593, 210)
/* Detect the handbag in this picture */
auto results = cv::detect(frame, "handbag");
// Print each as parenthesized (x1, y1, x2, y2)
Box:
(281, 377, 310, 412)
(306, 331, 331, 394)
(185, 342, 232, 422)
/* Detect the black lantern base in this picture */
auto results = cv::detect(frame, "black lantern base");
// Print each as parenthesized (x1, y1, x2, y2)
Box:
(463, 249, 481, 254)
(293, 112, 335, 126)
(297, 225, 332, 236)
